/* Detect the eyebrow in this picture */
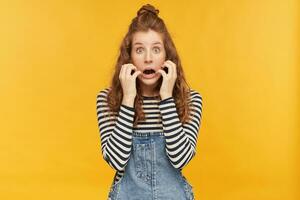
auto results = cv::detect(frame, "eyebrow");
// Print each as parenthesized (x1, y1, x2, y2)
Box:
(133, 42, 163, 46)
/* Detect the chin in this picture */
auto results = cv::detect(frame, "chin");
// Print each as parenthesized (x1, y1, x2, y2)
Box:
(142, 78, 158, 85)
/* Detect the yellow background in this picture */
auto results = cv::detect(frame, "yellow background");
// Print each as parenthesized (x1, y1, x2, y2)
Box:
(0, 0, 299, 199)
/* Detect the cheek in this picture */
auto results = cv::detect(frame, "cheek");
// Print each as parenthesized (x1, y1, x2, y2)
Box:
(131, 54, 143, 64)
(156, 57, 166, 68)
(156, 53, 166, 63)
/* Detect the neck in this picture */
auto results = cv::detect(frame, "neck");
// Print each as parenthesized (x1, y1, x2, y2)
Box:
(140, 84, 159, 97)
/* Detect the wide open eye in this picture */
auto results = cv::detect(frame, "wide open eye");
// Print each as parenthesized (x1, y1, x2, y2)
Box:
(136, 47, 144, 54)
(153, 47, 160, 53)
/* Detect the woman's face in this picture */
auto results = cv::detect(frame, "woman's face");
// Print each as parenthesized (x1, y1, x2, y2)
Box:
(130, 29, 166, 87)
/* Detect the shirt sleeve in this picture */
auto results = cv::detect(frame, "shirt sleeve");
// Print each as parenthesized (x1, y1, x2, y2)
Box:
(96, 89, 134, 171)
(158, 90, 203, 169)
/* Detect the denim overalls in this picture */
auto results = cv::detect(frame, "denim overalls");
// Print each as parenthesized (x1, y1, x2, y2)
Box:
(108, 131, 195, 200)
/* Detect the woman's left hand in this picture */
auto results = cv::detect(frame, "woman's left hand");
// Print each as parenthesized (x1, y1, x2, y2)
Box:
(157, 60, 177, 100)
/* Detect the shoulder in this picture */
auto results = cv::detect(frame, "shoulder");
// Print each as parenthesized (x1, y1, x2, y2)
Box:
(187, 89, 203, 115)
(97, 87, 111, 98)
(96, 87, 112, 104)
(187, 88, 203, 102)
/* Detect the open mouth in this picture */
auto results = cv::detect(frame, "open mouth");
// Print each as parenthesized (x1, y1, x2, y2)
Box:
(143, 69, 156, 74)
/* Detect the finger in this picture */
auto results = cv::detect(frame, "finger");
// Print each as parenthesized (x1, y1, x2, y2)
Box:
(171, 63, 177, 78)
(119, 64, 126, 79)
(120, 64, 133, 79)
(161, 64, 168, 74)
(166, 60, 174, 65)
(132, 70, 142, 79)
(166, 60, 176, 66)
(163, 62, 172, 76)
(157, 69, 167, 79)
(166, 60, 176, 77)
(125, 64, 137, 77)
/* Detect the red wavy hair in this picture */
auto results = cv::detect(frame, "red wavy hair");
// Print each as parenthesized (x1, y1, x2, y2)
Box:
(106, 4, 193, 127)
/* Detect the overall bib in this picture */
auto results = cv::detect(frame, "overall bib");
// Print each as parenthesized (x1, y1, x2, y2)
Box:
(108, 131, 195, 200)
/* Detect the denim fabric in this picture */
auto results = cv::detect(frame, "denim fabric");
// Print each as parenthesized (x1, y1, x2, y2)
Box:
(108, 131, 195, 200)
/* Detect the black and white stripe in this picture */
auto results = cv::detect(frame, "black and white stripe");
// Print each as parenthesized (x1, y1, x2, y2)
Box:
(96, 88, 203, 183)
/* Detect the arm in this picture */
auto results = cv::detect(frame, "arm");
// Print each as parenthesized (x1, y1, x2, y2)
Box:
(158, 90, 203, 169)
(96, 89, 134, 171)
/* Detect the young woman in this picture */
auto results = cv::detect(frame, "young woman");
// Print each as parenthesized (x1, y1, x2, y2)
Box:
(96, 4, 203, 200)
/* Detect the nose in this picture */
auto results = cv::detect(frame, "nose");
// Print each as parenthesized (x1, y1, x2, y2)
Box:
(144, 50, 152, 64)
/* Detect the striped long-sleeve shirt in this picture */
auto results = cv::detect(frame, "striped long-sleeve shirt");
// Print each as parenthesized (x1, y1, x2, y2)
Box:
(96, 87, 203, 184)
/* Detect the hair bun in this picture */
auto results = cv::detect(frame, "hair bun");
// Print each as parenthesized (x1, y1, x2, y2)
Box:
(137, 4, 159, 17)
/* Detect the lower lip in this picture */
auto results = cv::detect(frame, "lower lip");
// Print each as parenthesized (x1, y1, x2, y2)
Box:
(142, 72, 157, 79)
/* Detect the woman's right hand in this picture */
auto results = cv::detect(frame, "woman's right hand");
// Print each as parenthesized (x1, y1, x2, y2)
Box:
(119, 63, 142, 99)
